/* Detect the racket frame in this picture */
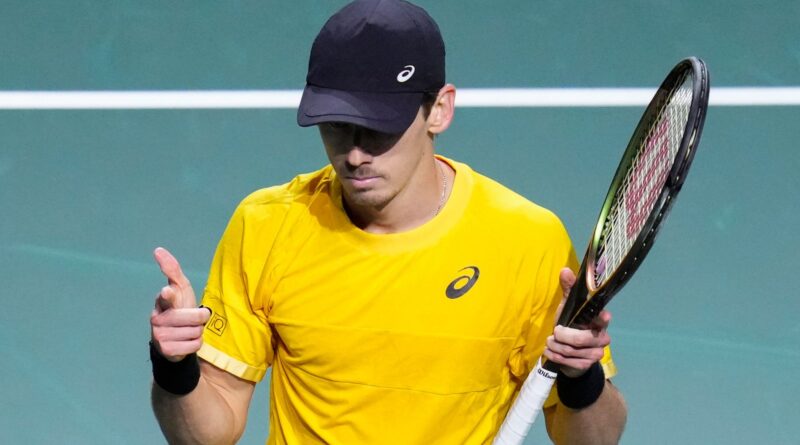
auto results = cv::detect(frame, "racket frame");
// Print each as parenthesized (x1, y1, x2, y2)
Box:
(494, 57, 710, 445)
(556, 57, 709, 331)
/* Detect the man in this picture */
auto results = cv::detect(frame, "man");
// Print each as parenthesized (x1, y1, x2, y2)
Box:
(149, 1, 627, 444)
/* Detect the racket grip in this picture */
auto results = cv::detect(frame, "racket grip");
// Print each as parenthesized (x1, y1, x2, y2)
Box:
(493, 358, 558, 445)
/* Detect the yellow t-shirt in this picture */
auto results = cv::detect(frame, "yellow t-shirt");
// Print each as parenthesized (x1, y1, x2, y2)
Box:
(198, 156, 615, 444)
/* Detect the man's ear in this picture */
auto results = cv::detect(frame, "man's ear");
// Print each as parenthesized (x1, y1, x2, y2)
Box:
(427, 84, 456, 135)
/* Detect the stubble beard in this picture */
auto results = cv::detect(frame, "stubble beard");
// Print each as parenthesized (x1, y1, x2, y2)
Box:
(343, 186, 393, 213)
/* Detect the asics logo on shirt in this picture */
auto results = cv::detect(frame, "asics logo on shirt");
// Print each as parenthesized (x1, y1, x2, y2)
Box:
(397, 65, 415, 83)
(445, 266, 480, 299)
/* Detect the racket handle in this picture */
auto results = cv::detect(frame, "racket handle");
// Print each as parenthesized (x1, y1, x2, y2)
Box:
(493, 358, 558, 445)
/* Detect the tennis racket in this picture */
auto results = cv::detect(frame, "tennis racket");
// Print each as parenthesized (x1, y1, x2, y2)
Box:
(493, 56, 710, 445)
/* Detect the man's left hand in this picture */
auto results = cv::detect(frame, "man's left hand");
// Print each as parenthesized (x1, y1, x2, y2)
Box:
(544, 268, 612, 378)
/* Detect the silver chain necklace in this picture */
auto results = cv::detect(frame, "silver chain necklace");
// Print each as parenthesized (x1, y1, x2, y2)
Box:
(434, 159, 448, 216)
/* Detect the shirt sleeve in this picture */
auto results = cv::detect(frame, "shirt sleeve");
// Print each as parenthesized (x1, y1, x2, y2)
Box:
(506, 217, 618, 406)
(197, 195, 286, 383)
(507, 220, 578, 380)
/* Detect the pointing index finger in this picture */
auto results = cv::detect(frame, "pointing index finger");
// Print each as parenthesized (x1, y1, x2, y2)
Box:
(153, 247, 191, 289)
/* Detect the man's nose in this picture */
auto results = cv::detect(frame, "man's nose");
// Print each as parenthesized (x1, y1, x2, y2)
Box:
(345, 143, 372, 167)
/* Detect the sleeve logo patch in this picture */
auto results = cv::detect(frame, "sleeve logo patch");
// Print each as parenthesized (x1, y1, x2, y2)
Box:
(206, 312, 228, 336)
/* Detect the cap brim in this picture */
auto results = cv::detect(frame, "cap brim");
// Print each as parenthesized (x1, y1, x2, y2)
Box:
(297, 85, 423, 134)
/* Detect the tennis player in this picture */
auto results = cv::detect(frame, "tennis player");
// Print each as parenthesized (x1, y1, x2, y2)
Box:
(149, 1, 627, 443)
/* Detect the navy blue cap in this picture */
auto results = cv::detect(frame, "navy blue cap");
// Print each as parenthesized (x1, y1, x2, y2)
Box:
(297, 0, 446, 134)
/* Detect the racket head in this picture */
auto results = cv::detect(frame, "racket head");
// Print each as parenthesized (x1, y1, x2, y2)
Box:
(559, 57, 710, 327)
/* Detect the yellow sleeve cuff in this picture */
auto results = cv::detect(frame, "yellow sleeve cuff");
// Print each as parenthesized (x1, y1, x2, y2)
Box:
(197, 343, 268, 383)
(601, 358, 618, 380)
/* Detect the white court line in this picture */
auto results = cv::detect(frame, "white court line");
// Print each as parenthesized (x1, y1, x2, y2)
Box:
(1, 87, 799, 109)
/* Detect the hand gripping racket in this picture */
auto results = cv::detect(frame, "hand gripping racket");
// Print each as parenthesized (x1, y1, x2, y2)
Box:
(494, 57, 710, 444)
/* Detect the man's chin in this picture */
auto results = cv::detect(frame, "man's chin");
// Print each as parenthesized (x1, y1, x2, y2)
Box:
(343, 189, 389, 211)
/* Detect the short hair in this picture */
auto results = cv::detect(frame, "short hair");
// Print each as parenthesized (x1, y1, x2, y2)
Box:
(421, 91, 438, 118)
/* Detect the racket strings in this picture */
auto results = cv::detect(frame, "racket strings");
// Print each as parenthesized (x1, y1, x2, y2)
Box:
(594, 73, 694, 287)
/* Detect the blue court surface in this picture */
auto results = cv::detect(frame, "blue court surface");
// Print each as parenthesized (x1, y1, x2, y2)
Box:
(1, 1, 798, 444)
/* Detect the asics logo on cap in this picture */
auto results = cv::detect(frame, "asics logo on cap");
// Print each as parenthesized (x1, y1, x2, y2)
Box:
(396, 65, 416, 83)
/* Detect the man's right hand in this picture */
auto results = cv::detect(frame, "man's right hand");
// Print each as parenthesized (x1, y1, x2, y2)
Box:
(150, 247, 211, 362)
